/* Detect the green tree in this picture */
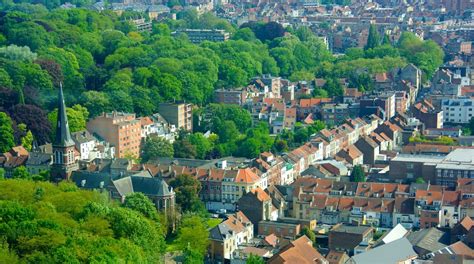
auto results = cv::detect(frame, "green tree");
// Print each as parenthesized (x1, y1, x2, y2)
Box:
(247, 254, 265, 264)
(0, 112, 15, 153)
(365, 24, 380, 50)
(188, 133, 212, 159)
(12, 166, 30, 180)
(169, 174, 204, 213)
(18, 123, 33, 151)
(382, 33, 391, 45)
(80, 91, 112, 117)
(123, 192, 158, 220)
(415, 177, 426, 184)
(176, 215, 209, 256)
(397, 32, 444, 78)
(142, 136, 174, 162)
(350, 165, 365, 182)
(299, 227, 316, 247)
(48, 104, 89, 137)
(183, 246, 204, 264)
(0, 44, 37, 62)
(173, 138, 197, 159)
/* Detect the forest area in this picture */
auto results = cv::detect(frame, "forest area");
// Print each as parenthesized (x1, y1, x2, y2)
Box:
(0, 2, 443, 160)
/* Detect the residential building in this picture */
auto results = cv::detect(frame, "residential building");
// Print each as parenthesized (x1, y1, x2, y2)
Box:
(360, 93, 395, 120)
(354, 136, 379, 165)
(214, 88, 248, 105)
(413, 100, 444, 129)
(25, 152, 52, 176)
(258, 220, 301, 239)
(158, 102, 193, 132)
(389, 154, 444, 183)
(267, 236, 328, 264)
(51, 86, 79, 181)
(336, 145, 363, 166)
(321, 103, 351, 126)
(87, 112, 141, 158)
(435, 148, 474, 188)
(441, 98, 474, 124)
(0, 146, 29, 177)
(209, 211, 253, 263)
(393, 197, 416, 229)
(238, 187, 276, 232)
(326, 250, 349, 264)
(174, 29, 229, 44)
(328, 224, 374, 256)
(416, 190, 443, 228)
(222, 168, 265, 204)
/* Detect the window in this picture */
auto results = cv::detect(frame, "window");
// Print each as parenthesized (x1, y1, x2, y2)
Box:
(54, 151, 62, 164)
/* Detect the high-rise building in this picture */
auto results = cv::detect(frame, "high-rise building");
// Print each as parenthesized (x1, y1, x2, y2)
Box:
(87, 112, 141, 158)
(51, 84, 78, 181)
(158, 103, 193, 132)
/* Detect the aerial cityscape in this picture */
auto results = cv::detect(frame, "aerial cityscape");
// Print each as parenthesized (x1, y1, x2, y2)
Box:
(0, 0, 473, 263)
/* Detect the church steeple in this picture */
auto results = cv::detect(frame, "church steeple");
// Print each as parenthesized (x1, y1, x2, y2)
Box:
(51, 83, 78, 181)
(54, 83, 74, 147)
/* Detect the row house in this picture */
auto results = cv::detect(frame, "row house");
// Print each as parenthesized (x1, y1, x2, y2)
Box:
(311, 116, 384, 160)
(415, 189, 461, 228)
(282, 142, 323, 176)
(296, 98, 332, 121)
(286, 178, 472, 229)
(289, 179, 412, 227)
(148, 164, 267, 209)
(253, 152, 295, 186)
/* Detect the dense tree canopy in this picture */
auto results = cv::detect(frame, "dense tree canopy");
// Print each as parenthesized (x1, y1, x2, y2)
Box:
(0, 179, 166, 262)
(142, 135, 174, 162)
(0, 112, 15, 152)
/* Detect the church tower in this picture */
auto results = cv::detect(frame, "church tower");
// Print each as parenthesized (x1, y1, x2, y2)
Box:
(51, 84, 78, 181)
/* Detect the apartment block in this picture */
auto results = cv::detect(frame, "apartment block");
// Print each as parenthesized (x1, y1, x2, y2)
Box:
(214, 88, 248, 105)
(175, 29, 229, 44)
(87, 112, 141, 158)
(158, 102, 193, 132)
(441, 98, 474, 124)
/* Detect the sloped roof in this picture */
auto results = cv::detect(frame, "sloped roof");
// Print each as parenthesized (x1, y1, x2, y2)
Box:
(268, 236, 327, 264)
(112, 176, 173, 197)
(407, 228, 450, 254)
(351, 238, 417, 264)
(236, 168, 260, 184)
(251, 187, 271, 202)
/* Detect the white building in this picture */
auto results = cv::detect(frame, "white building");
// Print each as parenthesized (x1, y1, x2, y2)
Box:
(72, 130, 115, 161)
(441, 98, 474, 124)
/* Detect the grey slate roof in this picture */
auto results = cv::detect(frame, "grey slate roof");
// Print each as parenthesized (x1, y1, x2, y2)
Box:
(26, 152, 52, 166)
(72, 130, 96, 144)
(350, 238, 417, 264)
(54, 84, 75, 147)
(407, 228, 450, 254)
(112, 176, 173, 197)
(209, 223, 232, 241)
(71, 171, 111, 189)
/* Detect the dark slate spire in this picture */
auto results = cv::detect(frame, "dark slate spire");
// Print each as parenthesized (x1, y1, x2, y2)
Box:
(54, 83, 74, 147)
